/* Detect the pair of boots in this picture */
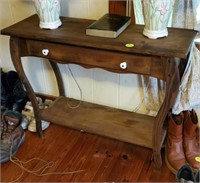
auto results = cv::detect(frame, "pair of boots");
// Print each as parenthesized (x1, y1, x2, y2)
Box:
(1, 69, 28, 112)
(165, 110, 200, 174)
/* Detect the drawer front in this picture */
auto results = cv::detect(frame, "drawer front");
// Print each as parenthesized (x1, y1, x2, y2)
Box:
(26, 40, 155, 75)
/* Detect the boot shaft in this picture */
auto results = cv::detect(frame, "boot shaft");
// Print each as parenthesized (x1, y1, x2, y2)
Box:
(183, 110, 200, 171)
(168, 112, 184, 139)
(184, 110, 198, 138)
(166, 112, 186, 174)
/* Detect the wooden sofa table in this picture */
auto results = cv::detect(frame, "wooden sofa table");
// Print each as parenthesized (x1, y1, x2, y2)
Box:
(1, 14, 197, 170)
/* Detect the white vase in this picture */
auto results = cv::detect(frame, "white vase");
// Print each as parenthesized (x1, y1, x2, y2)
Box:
(33, 0, 62, 29)
(142, 0, 174, 39)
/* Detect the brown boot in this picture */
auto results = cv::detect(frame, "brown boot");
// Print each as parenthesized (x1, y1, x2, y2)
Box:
(165, 112, 186, 174)
(183, 110, 200, 172)
(197, 127, 200, 146)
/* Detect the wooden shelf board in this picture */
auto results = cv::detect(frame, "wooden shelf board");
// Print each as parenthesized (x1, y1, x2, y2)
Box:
(40, 96, 166, 149)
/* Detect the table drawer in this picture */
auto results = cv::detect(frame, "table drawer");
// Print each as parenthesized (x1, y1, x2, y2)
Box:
(26, 40, 155, 75)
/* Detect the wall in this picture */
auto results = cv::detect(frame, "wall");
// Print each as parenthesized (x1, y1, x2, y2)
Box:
(0, 0, 146, 114)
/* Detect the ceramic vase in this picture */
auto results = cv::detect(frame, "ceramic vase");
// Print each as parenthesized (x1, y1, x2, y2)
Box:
(142, 0, 174, 39)
(33, 0, 62, 29)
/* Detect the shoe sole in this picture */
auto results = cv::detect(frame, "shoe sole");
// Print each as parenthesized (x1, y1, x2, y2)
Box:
(165, 151, 199, 174)
(28, 121, 50, 132)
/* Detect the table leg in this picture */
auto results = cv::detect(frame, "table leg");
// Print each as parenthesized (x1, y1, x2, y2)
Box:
(153, 57, 180, 170)
(10, 37, 43, 137)
(49, 60, 65, 96)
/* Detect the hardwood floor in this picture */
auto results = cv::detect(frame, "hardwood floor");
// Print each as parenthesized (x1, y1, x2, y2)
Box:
(1, 124, 176, 182)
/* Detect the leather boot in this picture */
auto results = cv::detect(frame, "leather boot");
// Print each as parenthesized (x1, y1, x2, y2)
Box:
(183, 110, 200, 172)
(197, 127, 200, 146)
(165, 112, 186, 174)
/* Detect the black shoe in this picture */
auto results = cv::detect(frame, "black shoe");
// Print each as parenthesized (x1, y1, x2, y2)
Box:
(1, 70, 28, 113)
(12, 98, 28, 112)
(1, 70, 12, 109)
(176, 164, 195, 182)
(195, 171, 200, 183)
(7, 71, 28, 112)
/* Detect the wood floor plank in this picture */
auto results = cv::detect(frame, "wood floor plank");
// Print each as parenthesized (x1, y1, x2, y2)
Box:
(25, 126, 83, 182)
(57, 134, 99, 182)
(70, 137, 108, 182)
(91, 152, 119, 181)
(119, 146, 150, 182)
(1, 124, 176, 182)
(136, 150, 155, 182)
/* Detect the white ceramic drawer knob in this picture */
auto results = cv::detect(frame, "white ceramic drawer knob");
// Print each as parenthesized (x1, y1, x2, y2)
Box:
(120, 62, 127, 69)
(42, 49, 49, 56)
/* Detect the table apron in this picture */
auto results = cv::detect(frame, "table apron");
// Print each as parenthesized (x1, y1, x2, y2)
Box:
(24, 39, 166, 80)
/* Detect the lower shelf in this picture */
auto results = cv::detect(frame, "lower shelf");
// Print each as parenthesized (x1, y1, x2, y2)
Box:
(40, 96, 166, 149)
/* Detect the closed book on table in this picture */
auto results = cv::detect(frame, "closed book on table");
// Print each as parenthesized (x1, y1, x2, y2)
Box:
(86, 13, 131, 38)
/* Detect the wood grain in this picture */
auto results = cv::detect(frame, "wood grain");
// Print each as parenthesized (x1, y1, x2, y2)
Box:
(40, 96, 166, 149)
(1, 124, 176, 182)
(1, 15, 197, 59)
(1, 14, 196, 171)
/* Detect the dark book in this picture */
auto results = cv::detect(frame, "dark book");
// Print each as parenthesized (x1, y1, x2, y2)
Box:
(86, 13, 131, 38)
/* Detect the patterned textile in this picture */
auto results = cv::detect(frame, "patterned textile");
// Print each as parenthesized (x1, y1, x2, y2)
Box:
(172, 0, 200, 31)
(169, 0, 200, 114)
(172, 43, 200, 114)
(133, 0, 200, 115)
(141, 75, 165, 115)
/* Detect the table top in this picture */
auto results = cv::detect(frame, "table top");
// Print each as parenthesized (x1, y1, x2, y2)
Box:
(1, 14, 197, 59)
